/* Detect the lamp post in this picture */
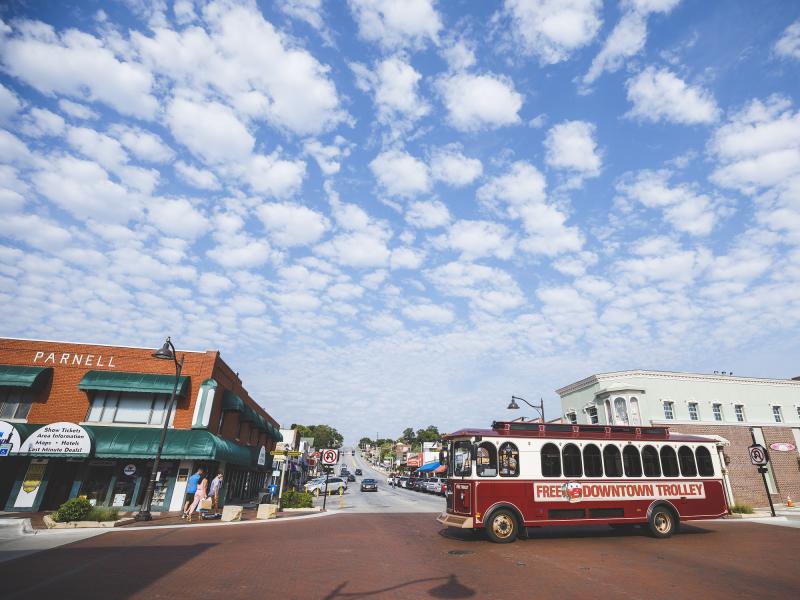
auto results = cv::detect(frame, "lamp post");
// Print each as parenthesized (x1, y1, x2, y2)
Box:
(507, 395, 546, 422)
(135, 337, 184, 521)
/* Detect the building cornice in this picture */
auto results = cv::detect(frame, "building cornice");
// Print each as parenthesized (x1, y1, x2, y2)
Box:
(0, 336, 212, 355)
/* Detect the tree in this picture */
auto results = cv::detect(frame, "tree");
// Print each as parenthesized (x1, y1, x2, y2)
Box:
(416, 425, 440, 443)
(358, 437, 372, 448)
(401, 427, 416, 444)
(290, 424, 344, 449)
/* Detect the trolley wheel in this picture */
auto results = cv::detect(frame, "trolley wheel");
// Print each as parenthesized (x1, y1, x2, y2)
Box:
(485, 509, 519, 544)
(648, 505, 678, 538)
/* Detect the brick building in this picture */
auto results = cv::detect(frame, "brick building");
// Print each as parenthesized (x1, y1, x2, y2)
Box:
(557, 370, 800, 508)
(0, 337, 282, 513)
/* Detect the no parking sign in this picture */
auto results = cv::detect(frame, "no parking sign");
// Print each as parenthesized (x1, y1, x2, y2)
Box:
(321, 449, 338, 465)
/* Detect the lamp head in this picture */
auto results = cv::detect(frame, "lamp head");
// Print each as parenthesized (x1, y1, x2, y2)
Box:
(507, 397, 520, 410)
(152, 337, 175, 360)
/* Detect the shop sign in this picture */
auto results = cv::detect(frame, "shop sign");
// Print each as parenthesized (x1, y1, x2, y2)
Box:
(769, 442, 796, 452)
(22, 461, 47, 493)
(123, 464, 137, 476)
(112, 494, 127, 507)
(33, 351, 117, 368)
(257, 446, 266, 466)
(0, 421, 22, 456)
(20, 422, 92, 455)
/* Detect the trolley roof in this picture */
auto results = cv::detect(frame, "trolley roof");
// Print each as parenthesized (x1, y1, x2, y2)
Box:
(442, 421, 719, 444)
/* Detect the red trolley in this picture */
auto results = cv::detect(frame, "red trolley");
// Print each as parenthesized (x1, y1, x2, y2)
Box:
(437, 421, 729, 543)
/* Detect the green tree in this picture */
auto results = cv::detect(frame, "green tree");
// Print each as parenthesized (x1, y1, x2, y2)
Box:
(415, 425, 440, 443)
(290, 424, 344, 449)
(358, 436, 372, 448)
(401, 427, 416, 444)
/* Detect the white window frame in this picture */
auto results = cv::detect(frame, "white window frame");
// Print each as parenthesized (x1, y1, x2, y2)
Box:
(566, 411, 577, 425)
(587, 406, 599, 424)
(712, 403, 723, 422)
(734, 404, 746, 422)
(772, 405, 783, 423)
(663, 401, 675, 420)
(688, 402, 699, 421)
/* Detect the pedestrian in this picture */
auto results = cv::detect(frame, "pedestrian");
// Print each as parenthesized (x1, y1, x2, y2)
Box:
(209, 472, 223, 512)
(182, 467, 205, 519)
(187, 473, 208, 523)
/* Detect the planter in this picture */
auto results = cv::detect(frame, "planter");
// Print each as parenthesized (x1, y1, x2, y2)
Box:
(43, 515, 134, 529)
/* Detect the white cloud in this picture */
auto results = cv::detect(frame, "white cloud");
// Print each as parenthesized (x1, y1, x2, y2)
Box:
(544, 120, 601, 177)
(174, 161, 221, 190)
(437, 73, 523, 131)
(390, 247, 425, 269)
(369, 149, 430, 197)
(439, 220, 514, 260)
(402, 302, 454, 324)
(0, 84, 22, 121)
(57, 99, 99, 120)
(441, 39, 476, 71)
(405, 200, 451, 229)
(626, 67, 719, 124)
(365, 313, 403, 333)
(257, 202, 329, 247)
(582, 0, 681, 88)
(352, 56, 429, 131)
(430, 146, 483, 187)
(426, 261, 524, 314)
(0, 213, 72, 251)
(198, 272, 233, 296)
(316, 231, 391, 267)
(304, 137, 351, 176)
(2, 21, 158, 119)
(0, 130, 32, 164)
(279, 0, 331, 40)
(166, 95, 254, 164)
(774, 19, 800, 60)
(207, 238, 272, 269)
(21, 108, 65, 138)
(504, 0, 603, 64)
(66, 126, 129, 172)
(147, 197, 209, 239)
(243, 153, 306, 198)
(134, 1, 346, 136)
(348, 0, 442, 50)
(109, 125, 175, 163)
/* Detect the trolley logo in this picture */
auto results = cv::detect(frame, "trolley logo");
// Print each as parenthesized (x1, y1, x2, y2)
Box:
(534, 481, 706, 502)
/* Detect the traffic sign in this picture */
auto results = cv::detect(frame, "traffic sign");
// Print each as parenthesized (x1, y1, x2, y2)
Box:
(270, 450, 287, 455)
(769, 442, 796, 452)
(748, 444, 768, 465)
(321, 449, 338, 465)
(288, 451, 302, 456)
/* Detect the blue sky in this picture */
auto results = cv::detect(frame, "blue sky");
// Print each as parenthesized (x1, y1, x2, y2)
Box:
(1, 0, 799, 444)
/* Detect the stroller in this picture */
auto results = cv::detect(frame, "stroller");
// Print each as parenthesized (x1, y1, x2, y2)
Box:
(197, 497, 221, 520)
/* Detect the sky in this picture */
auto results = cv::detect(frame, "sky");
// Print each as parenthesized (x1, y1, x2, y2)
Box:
(1, 0, 799, 445)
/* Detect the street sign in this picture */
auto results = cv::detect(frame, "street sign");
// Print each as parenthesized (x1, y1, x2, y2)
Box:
(270, 450, 287, 455)
(272, 454, 287, 461)
(288, 451, 302, 456)
(748, 444, 768, 466)
(769, 442, 796, 452)
(321, 449, 338, 465)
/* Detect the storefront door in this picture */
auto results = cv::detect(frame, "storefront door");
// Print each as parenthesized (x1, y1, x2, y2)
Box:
(40, 460, 80, 510)
(0, 457, 23, 510)
(80, 462, 115, 506)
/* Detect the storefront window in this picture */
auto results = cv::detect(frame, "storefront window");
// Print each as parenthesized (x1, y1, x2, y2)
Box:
(87, 391, 169, 425)
(80, 463, 115, 506)
(476, 442, 497, 477)
(0, 387, 34, 419)
(498, 443, 519, 477)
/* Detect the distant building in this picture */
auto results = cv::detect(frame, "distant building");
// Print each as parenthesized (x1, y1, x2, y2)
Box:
(557, 370, 800, 508)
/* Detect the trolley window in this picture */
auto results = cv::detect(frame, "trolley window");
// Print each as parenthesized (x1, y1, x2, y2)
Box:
(695, 447, 715, 477)
(476, 442, 497, 477)
(622, 445, 642, 477)
(453, 441, 472, 477)
(660, 446, 679, 477)
(498, 442, 519, 477)
(678, 446, 697, 477)
(541, 443, 561, 477)
(641, 445, 661, 477)
(603, 445, 623, 478)
(562, 444, 582, 477)
(583, 444, 603, 477)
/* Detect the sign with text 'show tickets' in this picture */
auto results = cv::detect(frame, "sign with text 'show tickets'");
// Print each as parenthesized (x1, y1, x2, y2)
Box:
(20, 422, 91, 455)
(321, 449, 339, 465)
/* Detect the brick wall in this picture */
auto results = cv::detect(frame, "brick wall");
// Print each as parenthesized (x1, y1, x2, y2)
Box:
(669, 423, 800, 508)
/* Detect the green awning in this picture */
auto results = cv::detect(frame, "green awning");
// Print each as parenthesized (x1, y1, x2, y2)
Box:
(0, 365, 53, 389)
(86, 426, 255, 466)
(221, 390, 244, 411)
(239, 403, 259, 424)
(79, 371, 190, 397)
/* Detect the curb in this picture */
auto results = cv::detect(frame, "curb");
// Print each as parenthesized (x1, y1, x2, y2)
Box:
(109, 509, 336, 532)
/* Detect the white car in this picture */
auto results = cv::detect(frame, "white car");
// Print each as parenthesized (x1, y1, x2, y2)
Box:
(305, 477, 347, 496)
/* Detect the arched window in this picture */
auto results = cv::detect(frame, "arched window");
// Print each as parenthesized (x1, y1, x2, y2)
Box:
(660, 446, 679, 477)
(562, 444, 582, 477)
(476, 442, 497, 477)
(629, 397, 641, 425)
(623, 445, 642, 477)
(614, 397, 629, 424)
(641, 445, 661, 477)
(678, 446, 697, 477)
(541, 443, 561, 477)
(695, 447, 714, 477)
(583, 444, 603, 477)
(603, 445, 623, 477)
(604, 399, 613, 424)
(498, 442, 519, 477)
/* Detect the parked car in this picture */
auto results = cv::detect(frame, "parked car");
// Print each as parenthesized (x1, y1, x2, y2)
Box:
(439, 480, 447, 496)
(398, 476, 409, 488)
(347, 473, 356, 482)
(305, 477, 347, 496)
(425, 477, 442, 493)
(360, 478, 378, 492)
(355, 469, 362, 476)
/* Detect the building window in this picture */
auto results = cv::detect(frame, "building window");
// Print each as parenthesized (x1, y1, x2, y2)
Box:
(629, 397, 641, 425)
(476, 442, 497, 477)
(602, 445, 623, 478)
(566, 411, 577, 425)
(688, 402, 699, 421)
(587, 406, 599, 424)
(498, 442, 519, 477)
(0, 388, 34, 420)
(772, 406, 783, 423)
(86, 390, 169, 425)
(663, 401, 674, 420)
(583, 444, 603, 477)
(541, 443, 561, 477)
(614, 397, 629, 425)
(735, 404, 745, 422)
(712, 403, 723, 421)
(604, 400, 612, 424)
(562, 444, 582, 477)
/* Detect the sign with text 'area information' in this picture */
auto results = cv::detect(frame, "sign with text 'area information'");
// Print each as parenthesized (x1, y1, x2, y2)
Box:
(20, 423, 91, 455)
(321, 449, 338, 465)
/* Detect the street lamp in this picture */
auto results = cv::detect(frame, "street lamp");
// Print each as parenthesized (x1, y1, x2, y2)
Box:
(136, 336, 184, 521)
(507, 395, 546, 422)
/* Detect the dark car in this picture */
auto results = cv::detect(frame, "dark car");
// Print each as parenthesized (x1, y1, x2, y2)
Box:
(360, 478, 378, 492)
(347, 473, 356, 482)
(355, 469, 362, 476)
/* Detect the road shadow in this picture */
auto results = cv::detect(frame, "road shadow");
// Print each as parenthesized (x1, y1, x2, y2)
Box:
(0, 539, 218, 599)
(437, 522, 712, 543)
(323, 574, 475, 599)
